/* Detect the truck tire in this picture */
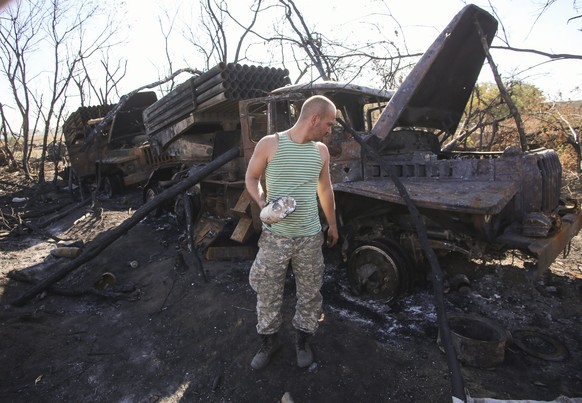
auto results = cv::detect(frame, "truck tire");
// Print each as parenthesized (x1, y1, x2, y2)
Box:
(144, 184, 165, 217)
(174, 192, 201, 228)
(102, 175, 123, 199)
(347, 240, 412, 303)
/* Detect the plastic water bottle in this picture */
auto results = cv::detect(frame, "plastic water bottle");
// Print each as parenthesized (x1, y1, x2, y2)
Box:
(260, 196, 296, 224)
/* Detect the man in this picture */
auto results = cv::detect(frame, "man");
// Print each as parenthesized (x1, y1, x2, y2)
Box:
(245, 95, 339, 370)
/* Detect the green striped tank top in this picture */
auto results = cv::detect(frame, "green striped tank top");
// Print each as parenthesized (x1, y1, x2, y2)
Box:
(265, 133, 323, 238)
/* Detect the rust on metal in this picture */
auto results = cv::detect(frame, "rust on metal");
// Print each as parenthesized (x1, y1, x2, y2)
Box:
(63, 91, 175, 192)
(334, 179, 517, 215)
(371, 5, 498, 141)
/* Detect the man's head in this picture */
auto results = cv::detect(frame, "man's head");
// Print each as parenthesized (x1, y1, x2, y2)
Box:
(298, 95, 337, 141)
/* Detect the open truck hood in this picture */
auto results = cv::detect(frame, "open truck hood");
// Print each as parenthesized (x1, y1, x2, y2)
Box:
(371, 4, 498, 140)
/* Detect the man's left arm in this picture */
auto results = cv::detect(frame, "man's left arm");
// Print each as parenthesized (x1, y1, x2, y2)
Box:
(317, 143, 338, 247)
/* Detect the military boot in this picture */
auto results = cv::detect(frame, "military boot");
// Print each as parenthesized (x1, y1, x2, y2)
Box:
(295, 330, 314, 368)
(250, 333, 281, 370)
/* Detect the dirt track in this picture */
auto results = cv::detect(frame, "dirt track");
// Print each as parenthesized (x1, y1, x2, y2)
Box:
(1, 180, 581, 402)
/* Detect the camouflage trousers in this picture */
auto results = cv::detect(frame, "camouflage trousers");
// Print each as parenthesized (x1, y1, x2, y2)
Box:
(249, 229, 325, 335)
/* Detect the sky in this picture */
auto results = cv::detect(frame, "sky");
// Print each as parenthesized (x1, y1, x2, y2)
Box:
(1, 0, 581, 130)
(115, 0, 582, 101)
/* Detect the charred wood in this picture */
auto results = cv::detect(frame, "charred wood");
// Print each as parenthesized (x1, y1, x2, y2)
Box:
(8, 270, 138, 301)
(11, 146, 240, 307)
(34, 199, 91, 228)
(21, 221, 64, 243)
(21, 199, 75, 219)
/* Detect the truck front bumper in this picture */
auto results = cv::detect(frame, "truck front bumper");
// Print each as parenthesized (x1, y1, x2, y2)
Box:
(498, 211, 582, 276)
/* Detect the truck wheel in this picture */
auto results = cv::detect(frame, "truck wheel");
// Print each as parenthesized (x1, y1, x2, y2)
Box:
(347, 240, 411, 303)
(102, 175, 122, 199)
(510, 329, 569, 362)
(66, 167, 84, 198)
(174, 196, 185, 225)
(174, 192, 201, 228)
(144, 184, 164, 217)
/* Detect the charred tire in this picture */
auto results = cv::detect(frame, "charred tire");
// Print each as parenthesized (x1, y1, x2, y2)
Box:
(102, 175, 123, 199)
(144, 184, 165, 217)
(510, 329, 569, 362)
(174, 192, 201, 228)
(66, 168, 85, 198)
(174, 196, 185, 226)
(347, 240, 412, 303)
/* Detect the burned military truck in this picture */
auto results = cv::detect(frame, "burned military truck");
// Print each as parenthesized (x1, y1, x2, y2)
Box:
(141, 62, 291, 254)
(236, 5, 581, 301)
(143, 5, 581, 301)
(142, 67, 394, 258)
(62, 92, 173, 197)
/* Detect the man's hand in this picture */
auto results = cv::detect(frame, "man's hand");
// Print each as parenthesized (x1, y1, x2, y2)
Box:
(326, 224, 339, 247)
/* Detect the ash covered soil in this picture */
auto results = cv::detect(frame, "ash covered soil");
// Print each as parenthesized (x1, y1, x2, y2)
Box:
(0, 173, 581, 402)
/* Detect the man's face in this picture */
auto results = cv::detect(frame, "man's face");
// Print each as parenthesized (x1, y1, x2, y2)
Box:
(312, 108, 336, 141)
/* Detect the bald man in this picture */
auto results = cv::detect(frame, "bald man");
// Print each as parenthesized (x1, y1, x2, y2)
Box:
(245, 95, 338, 370)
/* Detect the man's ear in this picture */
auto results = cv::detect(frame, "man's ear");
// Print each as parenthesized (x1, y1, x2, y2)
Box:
(310, 114, 319, 127)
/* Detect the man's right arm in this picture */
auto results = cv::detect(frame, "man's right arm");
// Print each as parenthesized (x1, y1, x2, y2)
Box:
(245, 136, 273, 209)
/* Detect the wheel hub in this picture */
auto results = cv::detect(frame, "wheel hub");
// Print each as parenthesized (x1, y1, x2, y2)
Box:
(348, 243, 401, 300)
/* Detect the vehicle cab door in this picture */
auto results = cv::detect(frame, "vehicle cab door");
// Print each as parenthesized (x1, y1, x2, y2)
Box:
(239, 93, 305, 167)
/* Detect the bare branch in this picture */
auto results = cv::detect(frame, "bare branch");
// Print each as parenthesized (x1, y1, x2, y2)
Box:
(491, 45, 582, 60)
(476, 20, 528, 152)
(0, 102, 19, 169)
(156, 8, 181, 94)
(279, 0, 331, 80)
(1, 0, 123, 181)
(204, 0, 228, 62)
(217, 0, 264, 63)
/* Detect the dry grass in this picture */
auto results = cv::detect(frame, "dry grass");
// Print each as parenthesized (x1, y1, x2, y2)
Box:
(562, 170, 582, 200)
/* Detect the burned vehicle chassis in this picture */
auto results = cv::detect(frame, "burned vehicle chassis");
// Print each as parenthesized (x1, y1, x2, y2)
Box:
(240, 87, 581, 303)
(334, 143, 580, 301)
(137, 5, 581, 303)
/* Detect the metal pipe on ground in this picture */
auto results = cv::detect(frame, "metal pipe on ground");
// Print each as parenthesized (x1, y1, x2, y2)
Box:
(337, 117, 466, 402)
(262, 67, 275, 79)
(235, 69, 252, 83)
